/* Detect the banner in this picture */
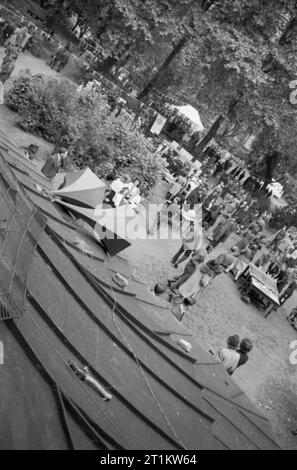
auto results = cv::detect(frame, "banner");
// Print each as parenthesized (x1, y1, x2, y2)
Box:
(150, 113, 167, 135)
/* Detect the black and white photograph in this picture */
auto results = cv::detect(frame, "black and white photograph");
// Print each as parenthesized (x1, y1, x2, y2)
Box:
(0, 0, 296, 453)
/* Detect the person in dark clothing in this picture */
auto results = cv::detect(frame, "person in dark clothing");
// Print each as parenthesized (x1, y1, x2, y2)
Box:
(0, 44, 18, 84)
(279, 281, 297, 306)
(0, 21, 15, 45)
(168, 251, 205, 289)
(186, 187, 202, 205)
(236, 338, 253, 369)
(288, 307, 297, 326)
(276, 269, 289, 293)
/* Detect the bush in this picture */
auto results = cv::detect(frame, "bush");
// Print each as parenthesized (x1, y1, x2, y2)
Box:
(7, 71, 165, 191)
(7, 71, 77, 144)
(269, 208, 297, 230)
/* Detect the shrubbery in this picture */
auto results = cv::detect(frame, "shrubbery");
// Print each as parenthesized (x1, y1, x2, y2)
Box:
(7, 71, 165, 191)
(269, 209, 297, 230)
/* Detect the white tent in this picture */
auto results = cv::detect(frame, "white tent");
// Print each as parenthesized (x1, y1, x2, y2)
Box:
(172, 105, 204, 132)
(54, 168, 106, 208)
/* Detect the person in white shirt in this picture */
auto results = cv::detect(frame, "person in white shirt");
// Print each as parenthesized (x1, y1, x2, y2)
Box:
(112, 187, 130, 207)
(216, 335, 241, 376)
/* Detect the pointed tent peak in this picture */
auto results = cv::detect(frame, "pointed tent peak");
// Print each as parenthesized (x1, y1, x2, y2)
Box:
(171, 104, 204, 132)
(54, 168, 106, 209)
(54, 200, 138, 256)
(56, 168, 106, 193)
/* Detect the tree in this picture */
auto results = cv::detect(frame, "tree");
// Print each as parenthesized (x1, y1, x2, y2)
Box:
(7, 71, 165, 190)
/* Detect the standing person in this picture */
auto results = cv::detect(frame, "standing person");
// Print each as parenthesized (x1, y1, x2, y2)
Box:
(186, 186, 202, 206)
(288, 307, 297, 326)
(279, 280, 297, 306)
(166, 172, 187, 202)
(212, 214, 236, 248)
(127, 178, 141, 199)
(48, 43, 66, 71)
(19, 25, 32, 51)
(112, 187, 130, 207)
(0, 20, 14, 45)
(41, 147, 69, 180)
(267, 226, 287, 252)
(171, 222, 200, 268)
(4, 23, 19, 47)
(15, 25, 28, 51)
(168, 251, 205, 290)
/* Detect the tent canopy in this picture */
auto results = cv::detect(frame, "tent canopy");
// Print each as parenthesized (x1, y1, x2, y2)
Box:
(55, 201, 141, 256)
(172, 105, 204, 132)
(54, 168, 106, 209)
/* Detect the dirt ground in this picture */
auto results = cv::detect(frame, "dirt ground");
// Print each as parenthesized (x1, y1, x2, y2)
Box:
(1, 47, 297, 449)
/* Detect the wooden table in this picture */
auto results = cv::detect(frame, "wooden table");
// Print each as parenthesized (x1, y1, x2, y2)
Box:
(242, 264, 280, 317)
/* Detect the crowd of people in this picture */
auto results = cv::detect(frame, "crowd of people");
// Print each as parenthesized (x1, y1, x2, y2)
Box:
(104, 174, 143, 210)
(161, 154, 297, 305)
(148, 137, 297, 376)
(1, 7, 296, 382)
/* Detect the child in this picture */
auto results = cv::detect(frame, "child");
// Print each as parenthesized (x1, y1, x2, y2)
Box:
(216, 335, 241, 376)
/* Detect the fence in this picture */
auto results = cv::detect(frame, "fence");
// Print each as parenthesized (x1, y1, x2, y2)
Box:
(0, 148, 47, 320)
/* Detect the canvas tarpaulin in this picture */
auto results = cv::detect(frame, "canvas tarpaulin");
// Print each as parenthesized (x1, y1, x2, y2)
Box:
(54, 168, 106, 209)
(53, 201, 141, 256)
(171, 105, 204, 132)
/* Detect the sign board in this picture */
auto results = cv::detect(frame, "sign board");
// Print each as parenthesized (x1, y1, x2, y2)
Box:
(150, 114, 167, 135)
(168, 141, 202, 169)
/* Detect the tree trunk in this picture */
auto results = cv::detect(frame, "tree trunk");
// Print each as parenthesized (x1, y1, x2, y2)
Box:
(192, 90, 243, 160)
(79, 24, 88, 39)
(96, 12, 113, 38)
(71, 16, 81, 32)
(264, 151, 281, 186)
(117, 43, 133, 67)
(137, 36, 188, 100)
(279, 16, 297, 45)
(193, 115, 225, 161)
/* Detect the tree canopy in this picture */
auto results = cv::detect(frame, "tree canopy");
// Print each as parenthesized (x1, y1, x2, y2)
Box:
(37, 0, 297, 192)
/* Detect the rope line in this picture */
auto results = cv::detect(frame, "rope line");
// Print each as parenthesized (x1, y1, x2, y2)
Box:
(22, 308, 131, 449)
(109, 285, 187, 450)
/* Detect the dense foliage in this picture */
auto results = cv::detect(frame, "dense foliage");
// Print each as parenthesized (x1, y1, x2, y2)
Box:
(7, 71, 165, 190)
(7, 1, 297, 219)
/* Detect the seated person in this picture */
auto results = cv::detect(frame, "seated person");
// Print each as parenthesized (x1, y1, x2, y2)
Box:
(168, 251, 205, 290)
(127, 193, 142, 209)
(169, 295, 195, 322)
(214, 335, 241, 376)
(112, 187, 130, 207)
(214, 251, 239, 273)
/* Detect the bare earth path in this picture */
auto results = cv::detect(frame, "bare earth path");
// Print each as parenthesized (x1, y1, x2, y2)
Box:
(1, 47, 297, 449)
